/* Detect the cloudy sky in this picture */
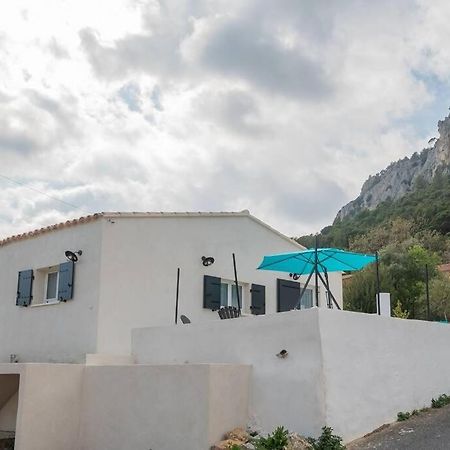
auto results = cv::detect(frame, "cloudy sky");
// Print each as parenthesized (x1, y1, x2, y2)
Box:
(1, 0, 450, 238)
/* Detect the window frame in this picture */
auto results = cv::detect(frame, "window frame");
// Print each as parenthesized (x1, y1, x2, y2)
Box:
(44, 270, 60, 304)
(30, 266, 61, 307)
(220, 279, 244, 309)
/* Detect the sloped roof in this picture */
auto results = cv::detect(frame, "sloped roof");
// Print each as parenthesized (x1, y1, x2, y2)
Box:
(0, 211, 304, 249)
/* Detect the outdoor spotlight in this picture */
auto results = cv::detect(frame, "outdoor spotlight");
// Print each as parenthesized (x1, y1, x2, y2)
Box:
(289, 273, 300, 280)
(65, 250, 83, 263)
(276, 349, 288, 359)
(202, 256, 215, 267)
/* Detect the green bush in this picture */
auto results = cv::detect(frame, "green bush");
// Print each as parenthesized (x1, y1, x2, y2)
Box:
(431, 394, 450, 408)
(307, 426, 346, 450)
(253, 426, 289, 450)
(397, 411, 411, 421)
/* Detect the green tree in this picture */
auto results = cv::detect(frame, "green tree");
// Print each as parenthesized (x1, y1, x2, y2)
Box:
(344, 242, 440, 318)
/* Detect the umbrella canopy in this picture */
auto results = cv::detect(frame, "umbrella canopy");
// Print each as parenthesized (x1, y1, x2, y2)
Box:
(257, 248, 376, 275)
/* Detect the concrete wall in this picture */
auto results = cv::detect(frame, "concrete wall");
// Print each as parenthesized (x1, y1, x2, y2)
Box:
(0, 362, 249, 450)
(132, 309, 327, 437)
(0, 364, 84, 450)
(97, 213, 341, 355)
(0, 221, 103, 363)
(320, 309, 450, 441)
(79, 364, 250, 450)
(133, 308, 450, 442)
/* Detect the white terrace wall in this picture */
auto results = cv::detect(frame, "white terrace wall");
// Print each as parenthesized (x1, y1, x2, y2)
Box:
(0, 363, 249, 450)
(0, 221, 103, 363)
(320, 309, 450, 441)
(79, 364, 250, 450)
(132, 309, 327, 438)
(133, 308, 450, 442)
(97, 213, 342, 355)
(0, 363, 84, 450)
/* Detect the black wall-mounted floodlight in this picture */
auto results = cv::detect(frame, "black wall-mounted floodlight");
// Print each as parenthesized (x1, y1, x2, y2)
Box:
(201, 256, 215, 267)
(289, 273, 300, 280)
(65, 250, 83, 262)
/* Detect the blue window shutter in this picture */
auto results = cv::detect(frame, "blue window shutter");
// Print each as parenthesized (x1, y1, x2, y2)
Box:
(16, 270, 34, 307)
(58, 261, 74, 301)
(203, 275, 221, 310)
(250, 284, 266, 315)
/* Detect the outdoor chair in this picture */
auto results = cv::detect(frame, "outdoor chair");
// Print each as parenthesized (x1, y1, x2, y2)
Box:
(218, 306, 241, 320)
(180, 315, 191, 324)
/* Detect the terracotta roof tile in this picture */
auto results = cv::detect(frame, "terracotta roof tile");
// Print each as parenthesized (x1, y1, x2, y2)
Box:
(0, 213, 102, 247)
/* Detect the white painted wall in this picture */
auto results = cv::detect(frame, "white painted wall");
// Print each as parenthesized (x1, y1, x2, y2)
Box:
(0, 221, 103, 363)
(132, 309, 327, 437)
(133, 308, 450, 442)
(97, 213, 341, 355)
(319, 309, 450, 441)
(79, 364, 250, 450)
(0, 363, 249, 450)
(0, 363, 84, 450)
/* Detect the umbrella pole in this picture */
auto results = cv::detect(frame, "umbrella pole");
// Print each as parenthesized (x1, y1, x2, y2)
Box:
(317, 271, 341, 310)
(175, 267, 180, 324)
(295, 269, 315, 309)
(232, 253, 241, 312)
(315, 235, 319, 307)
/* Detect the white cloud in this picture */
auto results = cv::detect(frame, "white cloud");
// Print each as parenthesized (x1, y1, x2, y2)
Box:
(0, 0, 450, 239)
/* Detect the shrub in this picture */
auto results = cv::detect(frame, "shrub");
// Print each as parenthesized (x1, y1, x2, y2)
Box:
(253, 426, 289, 450)
(431, 394, 450, 408)
(397, 411, 410, 421)
(307, 426, 346, 450)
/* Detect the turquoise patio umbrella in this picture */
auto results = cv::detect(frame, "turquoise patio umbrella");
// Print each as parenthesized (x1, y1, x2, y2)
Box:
(258, 245, 376, 309)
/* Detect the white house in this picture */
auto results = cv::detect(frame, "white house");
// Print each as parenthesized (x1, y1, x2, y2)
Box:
(0, 211, 343, 363)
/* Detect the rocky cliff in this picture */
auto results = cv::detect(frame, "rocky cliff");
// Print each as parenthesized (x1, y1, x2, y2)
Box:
(335, 114, 450, 222)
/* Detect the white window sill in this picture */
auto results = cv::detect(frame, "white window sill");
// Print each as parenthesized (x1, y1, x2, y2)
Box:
(30, 300, 61, 308)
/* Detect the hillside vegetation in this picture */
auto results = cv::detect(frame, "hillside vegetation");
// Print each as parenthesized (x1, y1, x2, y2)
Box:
(296, 171, 450, 320)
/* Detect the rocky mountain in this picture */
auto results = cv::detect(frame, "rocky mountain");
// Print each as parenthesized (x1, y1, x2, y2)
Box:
(335, 114, 450, 222)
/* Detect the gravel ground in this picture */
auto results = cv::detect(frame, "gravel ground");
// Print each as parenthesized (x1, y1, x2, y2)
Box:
(347, 404, 450, 449)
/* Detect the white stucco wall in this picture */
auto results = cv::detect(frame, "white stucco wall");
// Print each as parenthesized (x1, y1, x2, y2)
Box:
(319, 309, 450, 441)
(132, 309, 327, 437)
(0, 221, 103, 363)
(97, 213, 341, 355)
(79, 364, 250, 450)
(0, 362, 249, 450)
(0, 363, 84, 450)
(133, 308, 450, 442)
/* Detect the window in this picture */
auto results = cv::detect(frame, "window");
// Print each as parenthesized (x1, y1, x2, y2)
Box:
(299, 288, 313, 309)
(220, 281, 243, 308)
(32, 266, 61, 306)
(45, 271, 59, 302)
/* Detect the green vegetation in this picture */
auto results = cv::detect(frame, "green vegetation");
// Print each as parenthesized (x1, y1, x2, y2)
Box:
(397, 410, 421, 421)
(431, 394, 450, 408)
(307, 426, 346, 450)
(253, 426, 289, 450)
(297, 172, 450, 320)
(396, 392, 450, 422)
(229, 425, 346, 450)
